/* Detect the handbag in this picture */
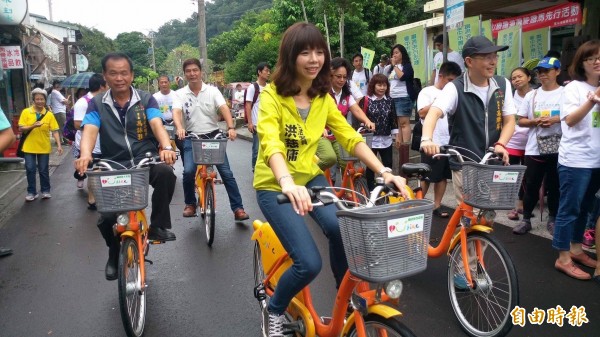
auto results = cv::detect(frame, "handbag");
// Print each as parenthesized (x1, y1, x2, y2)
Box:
(531, 90, 560, 155)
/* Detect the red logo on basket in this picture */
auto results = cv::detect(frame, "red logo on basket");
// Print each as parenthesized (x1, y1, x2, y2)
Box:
(100, 174, 132, 187)
(389, 224, 396, 232)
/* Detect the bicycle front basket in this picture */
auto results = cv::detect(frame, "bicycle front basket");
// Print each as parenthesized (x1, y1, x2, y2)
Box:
(88, 167, 150, 213)
(461, 162, 526, 210)
(337, 199, 434, 282)
(191, 138, 228, 165)
(339, 133, 374, 161)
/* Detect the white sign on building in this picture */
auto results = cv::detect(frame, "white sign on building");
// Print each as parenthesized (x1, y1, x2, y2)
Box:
(0, 46, 23, 69)
(446, 0, 464, 29)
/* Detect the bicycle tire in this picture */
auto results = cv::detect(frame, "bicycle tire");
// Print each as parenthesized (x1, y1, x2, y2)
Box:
(253, 242, 268, 310)
(447, 232, 519, 337)
(346, 313, 417, 337)
(118, 237, 146, 337)
(352, 177, 370, 205)
(204, 183, 215, 246)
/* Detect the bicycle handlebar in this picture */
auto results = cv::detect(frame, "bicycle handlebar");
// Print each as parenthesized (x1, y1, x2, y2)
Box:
(90, 153, 163, 171)
(276, 183, 397, 211)
(432, 145, 499, 165)
(185, 131, 229, 140)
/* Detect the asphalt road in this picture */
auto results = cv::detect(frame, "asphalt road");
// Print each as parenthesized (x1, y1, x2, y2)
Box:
(0, 139, 598, 337)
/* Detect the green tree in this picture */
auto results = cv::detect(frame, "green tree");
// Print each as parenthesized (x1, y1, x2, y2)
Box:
(158, 44, 200, 80)
(223, 23, 280, 82)
(59, 22, 114, 73)
(114, 32, 151, 75)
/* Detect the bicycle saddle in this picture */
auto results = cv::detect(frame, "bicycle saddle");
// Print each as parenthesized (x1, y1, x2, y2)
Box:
(401, 163, 431, 177)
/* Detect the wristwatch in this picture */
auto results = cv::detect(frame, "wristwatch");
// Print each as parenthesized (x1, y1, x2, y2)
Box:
(378, 167, 393, 176)
(228, 126, 235, 130)
(163, 145, 174, 151)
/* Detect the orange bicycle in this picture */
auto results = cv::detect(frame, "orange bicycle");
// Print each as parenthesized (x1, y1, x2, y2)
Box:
(88, 155, 168, 337)
(187, 132, 228, 246)
(321, 130, 373, 206)
(252, 181, 433, 337)
(396, 145, 524, 337)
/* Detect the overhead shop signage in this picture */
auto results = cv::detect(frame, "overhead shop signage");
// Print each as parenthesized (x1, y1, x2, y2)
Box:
(0, 0, 27, 25)
(446, 0, 464, 30)
(0, 46, 23, 69)
(491, 2, 581, 38)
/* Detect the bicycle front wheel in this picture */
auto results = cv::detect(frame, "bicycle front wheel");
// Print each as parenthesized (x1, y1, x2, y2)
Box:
(347, 314, 417, 337)
(204, 183, 215, 246)
(352, 177, 369, 205)
(447, 232, 518, 337)
(118, 237, 146, 337)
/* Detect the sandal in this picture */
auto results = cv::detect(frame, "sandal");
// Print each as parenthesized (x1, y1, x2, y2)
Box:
(507, 209, 520, 220)
(433, 207, 449, 218)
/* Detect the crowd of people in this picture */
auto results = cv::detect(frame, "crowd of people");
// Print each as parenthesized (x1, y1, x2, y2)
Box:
(1, 22, 600, 337)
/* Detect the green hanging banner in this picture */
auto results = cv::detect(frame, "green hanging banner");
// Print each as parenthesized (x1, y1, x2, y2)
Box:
(496, 25, 522, 77)
(448, 16, 480, 54)
(522, 27, 550, 63)
(396, 25, 427, 84)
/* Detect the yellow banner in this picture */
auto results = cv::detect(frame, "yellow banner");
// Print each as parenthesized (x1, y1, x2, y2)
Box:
(496, 25, 521, 77)
(361, 47, 376, 70)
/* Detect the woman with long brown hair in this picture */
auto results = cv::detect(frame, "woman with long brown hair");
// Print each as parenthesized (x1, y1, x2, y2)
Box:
(253, 22, 408, 336)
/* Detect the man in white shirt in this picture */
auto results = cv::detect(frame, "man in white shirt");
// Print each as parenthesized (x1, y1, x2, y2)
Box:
(421, 36, 516, 204)
(430, 34, 465, 85)
(245, 62, 270, 171)
(173, 58, 249, 221)
(153, 75, 177, 122)
(50, 80, 70, 144)
(372, 54, 390, 75)
(417, 62, 462, 216)
(351, 53, 371, 97)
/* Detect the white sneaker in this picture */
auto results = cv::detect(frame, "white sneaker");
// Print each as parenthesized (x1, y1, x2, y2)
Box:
(41, 193, 51, 199)
(25, 194, 39, 202)
(264, 311, 286, 337)
(77, 180, 84, 189)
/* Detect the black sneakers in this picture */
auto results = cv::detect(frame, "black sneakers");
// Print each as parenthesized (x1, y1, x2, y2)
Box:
(148, 227, 176, 242)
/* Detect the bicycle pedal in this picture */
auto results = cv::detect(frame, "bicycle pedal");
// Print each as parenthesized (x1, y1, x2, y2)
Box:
(149, 240, 166, 244)
(145, 258, 154, 265)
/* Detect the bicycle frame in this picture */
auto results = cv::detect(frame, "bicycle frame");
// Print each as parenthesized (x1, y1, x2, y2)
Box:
(252, 219, 402, 337)
(195, 164, 218, 213)
(323, 160, 365, 203)
(116, 210, 150, 291)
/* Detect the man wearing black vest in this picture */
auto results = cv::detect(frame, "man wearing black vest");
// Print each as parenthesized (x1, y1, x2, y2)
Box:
(76, 53, 178, 280)
(421, 36, 516, 204)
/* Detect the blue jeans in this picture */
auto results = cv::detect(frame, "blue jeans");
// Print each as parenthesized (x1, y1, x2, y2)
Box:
(252, 132, 259, 172)
(553, 165, 600, 251)
(257, 175, 348, 314)
(392, 96, 413, 117)
(24, 153, 50, 194)
(182, 138, 244, 212)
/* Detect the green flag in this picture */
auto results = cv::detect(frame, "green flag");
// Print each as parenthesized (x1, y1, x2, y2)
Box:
(522, 28, 550, 63)
(481, 20, 493, 41)
(396, 26, 427, 84)
(448, 16, 480, 54)
(496, 25, 521, 77)
(361, 47, 376, 70)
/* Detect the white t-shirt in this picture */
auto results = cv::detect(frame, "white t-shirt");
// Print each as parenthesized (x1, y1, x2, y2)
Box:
(173, 83, 227, 134)
(351, 69, 368, 96)
(559, 80, 600, 168)
(417, 86, 449, 145)
(433, 77, 516, 118)
(517, 87, 563, 155)
(349, 80, 364, 101)
(506, 90, 532, 151)
(74, 92, 101, 154)
(50, 89, 67, 114)
(245, 83, 265, 125)
(372, 64, 390, 75)
(233, 90, 245, 104)
(388, 64, 408, 98)
(432, 51, 465, 85)
(152, 90, 177, 121)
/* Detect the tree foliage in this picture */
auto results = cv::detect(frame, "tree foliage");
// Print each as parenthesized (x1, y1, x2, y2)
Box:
(159, 44, 200, 79)
(59, 22, 114, 73)
(114, 32, 152, 75)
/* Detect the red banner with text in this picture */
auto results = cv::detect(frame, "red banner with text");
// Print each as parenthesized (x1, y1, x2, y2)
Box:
(491, 2, 581, 38)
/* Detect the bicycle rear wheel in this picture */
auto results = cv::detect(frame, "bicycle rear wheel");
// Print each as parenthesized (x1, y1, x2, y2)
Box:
(447, 232, 518, 337)
(347, 314, 417, 337)
(253, 242, 268, 311)
(118, 237, 146, 337)
(204, 183, 215, 246)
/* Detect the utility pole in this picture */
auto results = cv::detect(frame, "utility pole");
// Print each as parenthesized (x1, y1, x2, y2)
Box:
(197, 0, 208, 80)
(148, 31, 156, 71)
(48, 0, 53, 21)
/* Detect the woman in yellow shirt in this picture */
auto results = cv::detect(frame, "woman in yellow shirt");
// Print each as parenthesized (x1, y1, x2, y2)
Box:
(18, 88, 63, 201)
(254, 22, 409, 337)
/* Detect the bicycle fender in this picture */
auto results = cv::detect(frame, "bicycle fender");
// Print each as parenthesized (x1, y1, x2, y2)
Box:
(119, 230, 137, 239)
(340, 304, 402, 336)
(447, 225, 493, 254)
